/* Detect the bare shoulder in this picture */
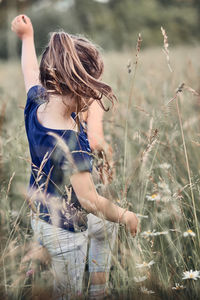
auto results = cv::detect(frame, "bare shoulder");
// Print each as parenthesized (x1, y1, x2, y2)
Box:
(37, 105, 78, 131)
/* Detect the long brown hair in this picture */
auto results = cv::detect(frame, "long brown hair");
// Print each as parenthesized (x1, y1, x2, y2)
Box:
(39, 32, 116, 113)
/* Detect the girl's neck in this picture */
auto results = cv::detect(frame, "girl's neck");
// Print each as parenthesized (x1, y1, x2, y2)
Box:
(37, 94, 78, 131)
(47, 94, 76, 118)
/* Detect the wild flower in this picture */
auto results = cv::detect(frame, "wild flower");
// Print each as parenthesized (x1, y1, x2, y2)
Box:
(182, 270, 200, 280)
(134, 275, 147, 283)
(154, 231, 168, 236)
(172, 283, 185, 290)
(183, 229, 196, 237)
(141, 230, 168, 237)
(136, 260, 155, 269)
(140, 286, 155, 294)
(146, 193, 160, 201)
(141, 230, 156, 237)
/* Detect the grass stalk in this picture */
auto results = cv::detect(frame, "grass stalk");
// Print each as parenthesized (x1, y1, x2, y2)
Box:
(175, 95, 200, 244)
(123, 34, 142, 200)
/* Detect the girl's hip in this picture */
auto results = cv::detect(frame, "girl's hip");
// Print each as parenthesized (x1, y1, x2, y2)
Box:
(31, 215, 88, 257)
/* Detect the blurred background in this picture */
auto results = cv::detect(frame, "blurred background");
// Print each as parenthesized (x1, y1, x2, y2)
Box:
(0, 1, 200, 299)
(0, 0, 200, 59)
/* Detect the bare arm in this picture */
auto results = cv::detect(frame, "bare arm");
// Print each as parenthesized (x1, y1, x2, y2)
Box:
(11, 15, 39, 92)
(82, 101, 114, 180)
(70, 171, 138, 236)
(83, 101, 105, 151)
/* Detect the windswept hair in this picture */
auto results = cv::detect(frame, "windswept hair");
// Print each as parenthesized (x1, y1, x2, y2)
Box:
(39, 32, 116, 113)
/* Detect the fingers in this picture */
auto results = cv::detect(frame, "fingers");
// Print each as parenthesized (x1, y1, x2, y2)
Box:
(126, 224, 137, 237)
(11, 14, 33, 39)
(11, 17, 21, 32)
(16, 15, 27, 25)
(123, 211, 140, 237)
(130, 227, 137, 237)
(132, 218, 140, 237)
(11, 15, 21, 26)
(11, 14, 30, 27)
(131, 228, 138, 237)
(22, 15, 31, 24)
(22, 15, 27, 24)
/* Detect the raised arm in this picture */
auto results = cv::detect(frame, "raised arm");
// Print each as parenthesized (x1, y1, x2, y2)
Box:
(11, 15, 39, 92)
(70, 171, 138, 236)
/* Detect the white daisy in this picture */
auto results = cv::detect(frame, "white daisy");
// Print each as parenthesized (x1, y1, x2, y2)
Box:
(141, 230, 156, 237)
(182, 270, 200, 280)
(153, 231, 168, 236)
(136, 260, 155, 269)
(146, 193, 161, 201)
(140, 286, 155, 294)
(134, 275, 147, 283)
(172, 283, 185, 290)
(141, 230, 168, 237)
(183, 229, 196, 237)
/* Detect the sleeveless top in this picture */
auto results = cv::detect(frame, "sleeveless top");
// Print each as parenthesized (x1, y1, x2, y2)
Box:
(25, 85, 93, 232)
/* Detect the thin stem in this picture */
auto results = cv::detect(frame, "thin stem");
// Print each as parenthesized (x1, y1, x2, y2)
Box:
(176, 95, 200, 244)
(123, 34, 142, 199)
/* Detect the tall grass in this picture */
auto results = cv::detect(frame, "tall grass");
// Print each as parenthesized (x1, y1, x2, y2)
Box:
(0, 41, 200, 299)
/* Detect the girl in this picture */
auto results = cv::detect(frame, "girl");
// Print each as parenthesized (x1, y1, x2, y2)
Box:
(22, 101, 117, 299)
(11, 15, 138, 299)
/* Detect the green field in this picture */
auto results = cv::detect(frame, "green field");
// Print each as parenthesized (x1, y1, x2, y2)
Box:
(0, 44, 200, 299)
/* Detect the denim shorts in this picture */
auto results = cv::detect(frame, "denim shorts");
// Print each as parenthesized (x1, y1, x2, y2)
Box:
(87, 213, 118, 273)
(31, 214, 118, 298)
(31, 216, 88, 299)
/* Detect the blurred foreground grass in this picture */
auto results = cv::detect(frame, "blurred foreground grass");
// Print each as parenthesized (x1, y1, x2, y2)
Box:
(0, 44, 200, 299)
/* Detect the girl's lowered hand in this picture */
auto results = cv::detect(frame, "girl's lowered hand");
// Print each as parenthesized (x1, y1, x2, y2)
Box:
(121, 211, 139, 237)
(11, 15, 33, 40)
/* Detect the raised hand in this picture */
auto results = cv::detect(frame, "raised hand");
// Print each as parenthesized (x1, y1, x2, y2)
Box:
(11, 14, 39, 92)
(11, 15, 33, 40)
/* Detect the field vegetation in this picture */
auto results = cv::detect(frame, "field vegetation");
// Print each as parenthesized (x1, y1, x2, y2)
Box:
(0, 39, 200, 299)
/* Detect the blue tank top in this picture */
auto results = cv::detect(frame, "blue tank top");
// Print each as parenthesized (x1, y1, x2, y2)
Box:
(25, 85, 93, 232)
